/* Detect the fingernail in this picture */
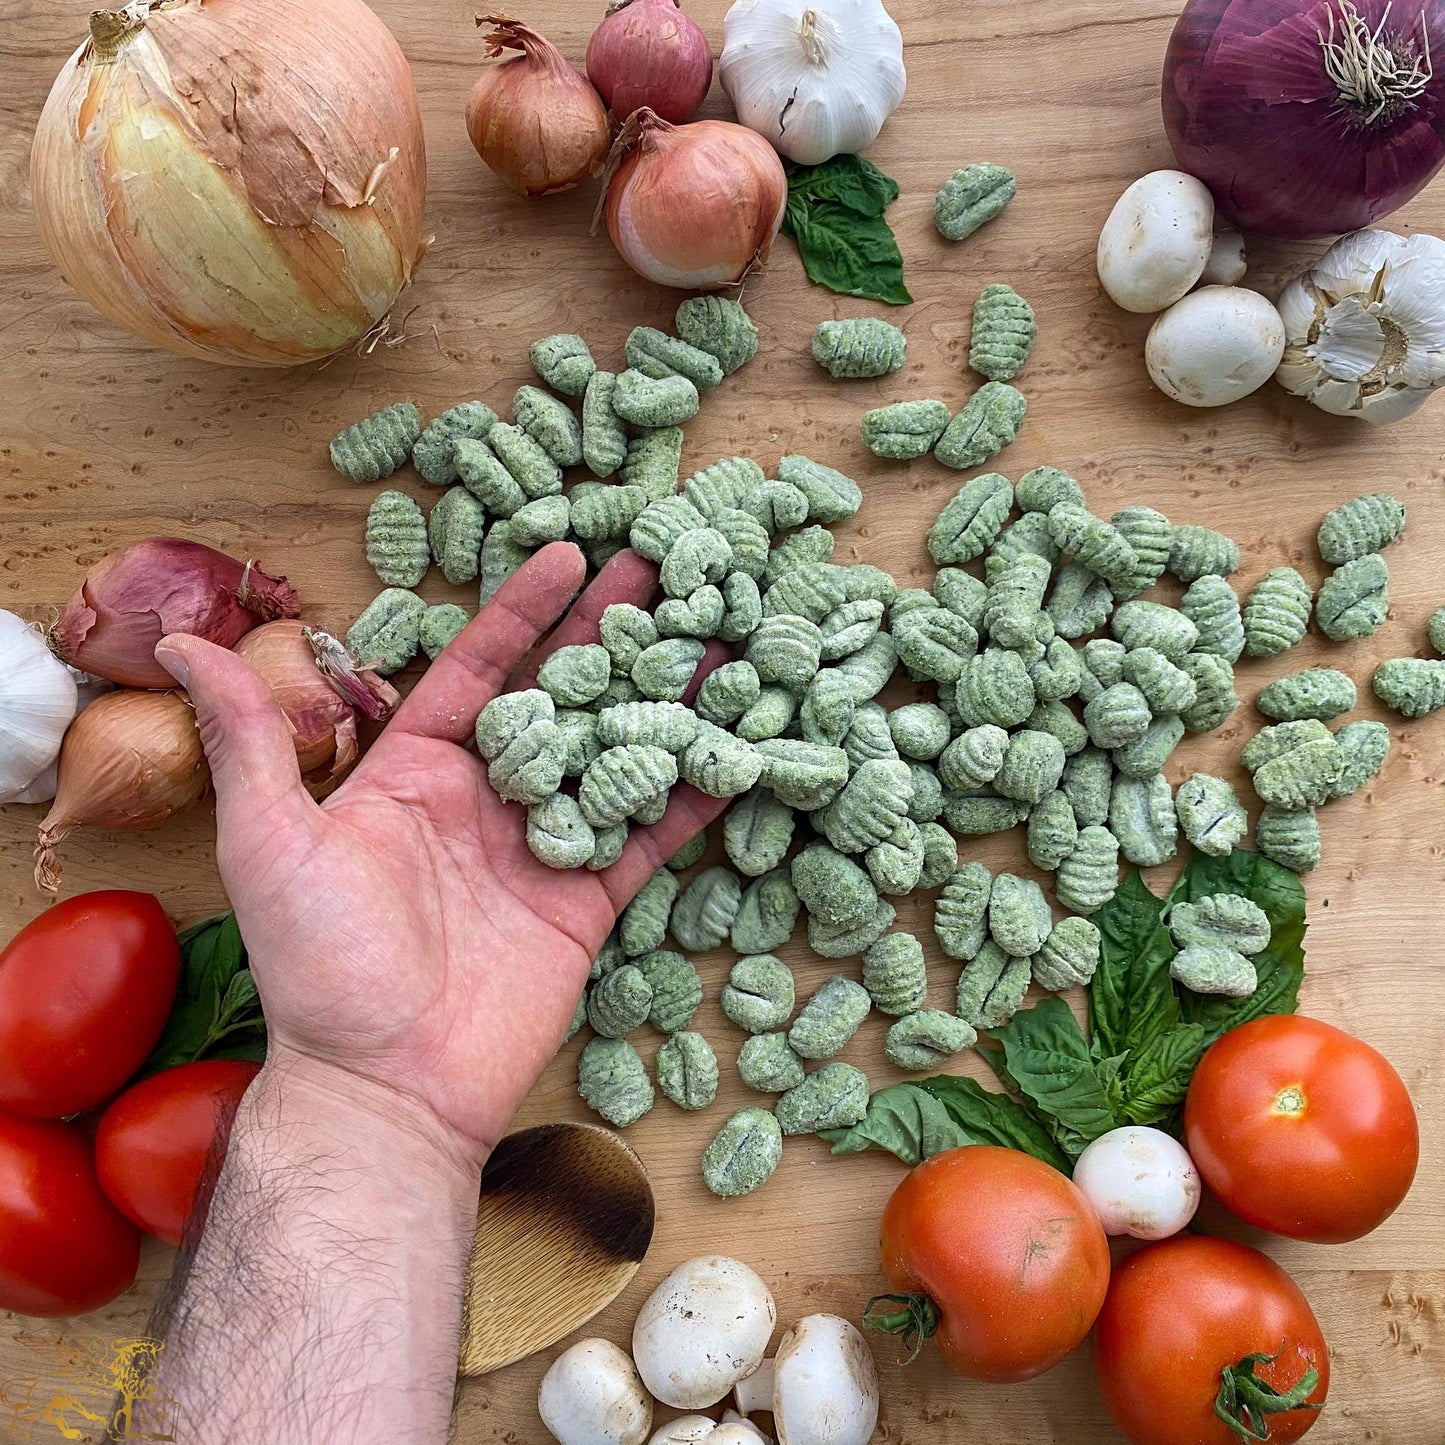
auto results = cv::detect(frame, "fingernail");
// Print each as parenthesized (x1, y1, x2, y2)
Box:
(154, 643, 189, 687)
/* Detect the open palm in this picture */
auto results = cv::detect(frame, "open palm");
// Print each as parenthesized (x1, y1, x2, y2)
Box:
(157, 544, 726, 1154)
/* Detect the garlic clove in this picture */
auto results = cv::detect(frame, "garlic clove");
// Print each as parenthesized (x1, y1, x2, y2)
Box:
(1312, 297, 1387, 382)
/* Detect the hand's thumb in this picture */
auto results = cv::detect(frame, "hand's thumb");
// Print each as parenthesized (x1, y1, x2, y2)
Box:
(155, 634, 312, 842)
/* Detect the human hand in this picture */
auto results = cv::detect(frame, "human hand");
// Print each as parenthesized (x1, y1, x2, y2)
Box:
(155, 543, 728, 1163)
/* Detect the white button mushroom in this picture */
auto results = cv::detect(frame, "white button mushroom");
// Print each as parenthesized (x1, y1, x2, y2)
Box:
(733, 1315, 879, 1445)
(632, 1257, 777, 1411)
(1072, 1125, 1202, 1240)
(1145, 286, 1287, 407)
(1199, 228, 1247, 286)
(539, 1338, 654, 1445)
(1098, 170, 1215, 313)
(648, 1418, 723, 1444)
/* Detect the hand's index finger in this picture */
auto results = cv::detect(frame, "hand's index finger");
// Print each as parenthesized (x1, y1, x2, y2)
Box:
(379, 542, 587, 746)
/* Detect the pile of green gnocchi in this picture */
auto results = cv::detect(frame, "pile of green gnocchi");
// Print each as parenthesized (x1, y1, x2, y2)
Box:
(332, 290, 1443, 1200)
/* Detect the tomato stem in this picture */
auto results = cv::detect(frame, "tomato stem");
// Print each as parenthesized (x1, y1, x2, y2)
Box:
(862, 1292, 939, 1364)
(1214, 1344, 1323, 1442)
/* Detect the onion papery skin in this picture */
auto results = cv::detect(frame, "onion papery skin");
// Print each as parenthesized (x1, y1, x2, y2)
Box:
(586, 0, 714, 125)
(31, 0, 428, 367)
(603, 111, 787, 288)
(35, 690, 209, 893)
(1163, 0, 1445, 239)
(234, 621, 360, 783)
(53, 539, 301, 690)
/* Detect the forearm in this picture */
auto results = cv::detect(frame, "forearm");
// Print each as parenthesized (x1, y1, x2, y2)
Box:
(149, 1049, 486, 1444)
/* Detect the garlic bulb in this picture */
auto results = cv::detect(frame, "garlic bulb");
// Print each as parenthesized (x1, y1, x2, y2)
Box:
(719, 0, 905, 166)
(1276, 229, 1445, 425)
(0, 611, 79, 805)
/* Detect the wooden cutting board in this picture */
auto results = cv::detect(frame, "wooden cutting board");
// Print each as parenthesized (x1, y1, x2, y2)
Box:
(0, 1, 1442, 1440)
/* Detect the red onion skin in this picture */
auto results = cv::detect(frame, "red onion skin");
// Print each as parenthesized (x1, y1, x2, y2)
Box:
(1163, 0, 1445, 239)
(52, 539, 300, 689)
(587, 0, 713, 125)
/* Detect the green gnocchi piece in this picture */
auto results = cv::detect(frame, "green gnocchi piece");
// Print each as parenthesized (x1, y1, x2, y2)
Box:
(593, 932, 626, 980)
(756, 739, 851, 809)
(666, 835, 707, 874)
(1027, 790, 1079, 871)
(675, 294, 758, 374)
(997, 728, 1067, 805)
(330, 402, 421, 482)
(1373, 657, 1445, 717)
(895, 608, 979, 685)
(862, 399, 952, 460)
(1241, 718, 1331, 770)
(600, 604, 658, 676)
(539, 644, 612, 708)
(957, 649, 1036, 728)
(455, 438, 528, 517)
(1242, 568, 1313, 658)
(682, 456, 766, 518)
(1111, 601, 1198, 661)
(701, 1108, 782, 1197)
(1316, 554, 1390, 641)
(578, 1037, 654, 1127)
(766, 563, 850, 624)
(939, 724, 1009, 789)
(907, 763, 945, 824)
(476, 688, 552, 757)
(889, 703, 952, 761)
(745, 480, 811, 532)
(1330, 720, 1391, 798)
(957, 940, 1031, 1029)
(527, 792, 597, 869)
(943, 791, 1030, 836)
(1180, 575, 1244, 662)
(970, 283, 1036, 382)
(862, 933, 928, 1016)
(695, 661, 761, 728)
(935, 384, 1027, 471)
(916, 822, 958, 889)
(1170, 943, 1257, 999)
(731, 869, 800, 954)
(1080, 638, 1126, 703)
(619, 427, 685, 500)
(670, 865, 743, 950)
(656, 586, 725, 640)
(1255, 803, 1320, 874)
(637, 949, 704, 1034)
(1109, 772, 1178, 867)
(1165, 524, 1239, 583)
(991, 511, 1062, 569)
(1056, 824, 1120, 916)
(426, 487, 486, 585)
(660, 528, 732, 598)
(1047, 561, 1115, 640)
(597, 700, 699, 752)
(580, 372, 629, 479)
(843, 563, 899, 607)
(485, 710, 568, 806)
(811, 317, 906, 379)
(1113, 713, 1185, 779)
(933, 568, 988, 629)
(529, 334, 596, 397)
(1257, 668, 1357, 722)
(1061, 747, 1113, 829)
(490, 421, 564, 499)
(1029, 640, 1085, 705)
(989, 872, 1053, 957)
(620, 869, 680, 957)
(800, 670, 857, 746)
(821, 600, 886, 662)
(934, 862, 992, 960)
(631, 495, 709, 563)
(632, 638, 704, 701)
(811, 907, 891, 964)
(579, 744, 678, 827)
(588, 963, 653, 1037)
(564, 991, 588, 1044)
(1027, 700, 1090, 756)
(1110, 505, 1175, 599)
(572, 484, 648, 545)
(776, 455, 864, 525)
(1245, 722, 1343, 809)
(885, 1011, 978, 1072)
(724, 786, 795, 877)
(737, 686, 800, 743)
(1032, 915, 1102, 991)
(1429, 607, 1445, 655)
(413, 401, 499, 485)
(1122, 648, 1196, 716)
(1318, 491, 1406, 565)
(1084, 683, 1152, 750)
(625, 326, 724, 391)
(588, 821, 629, 872)
(983, 553, 1052, 648)
(1016, 465, 1084, 515)
(776, 1061, 870, 1134)
(680, 721, 764, 798)
(791, 840, 878, 928)
(816, 759, 914, 853)
(613, 369, 700, 428)
(721, 954, 796, 1033)
(364, 490, 430, 588)
(419, 602, 470, 660)
(720, 573, 765, 643)
(1168, 894, 1271, 956)
(1046, 504, 1140, 593)
(510, 494, 572, 547)
(843, 703, 899, 768)
(736, 1033, 806, 1093)
(746, 613, 824, 687)
(655, 1032, 718, 1111)
(1179, 652, 1239, 733)
(934, 162, 1016, 240)
(788, 976, 872, 1060)
(711, 508, 770, 581)
(347, 587, 425, 675)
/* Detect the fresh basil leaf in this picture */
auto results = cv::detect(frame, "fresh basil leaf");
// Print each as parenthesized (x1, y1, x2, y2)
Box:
(1089, 868, 1179, 1061)
(1168, 850, 1306, 1046)
(206, 1036, 268, 1064)
(785, 154, 899, 217)
(823, 1085, 970, 1166)
(785, 200, 912, 305)
(212, 914, 246, 988)
(917, 1076, 1073, 1173)
(218, 968, 260, 1022)
(177, 912, 230, 951)
(987, 997, 1119, 1157)
(1120, 1023, 1207, 1126)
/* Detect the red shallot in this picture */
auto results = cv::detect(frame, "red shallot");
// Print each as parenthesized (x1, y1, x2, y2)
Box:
(586, 0, 713, 124)
(35, 690, 209, 893)
(52, 539, 300, 689)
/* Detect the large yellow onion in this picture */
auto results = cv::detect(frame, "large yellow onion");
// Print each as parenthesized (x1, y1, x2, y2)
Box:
(30, 0, 428, 367)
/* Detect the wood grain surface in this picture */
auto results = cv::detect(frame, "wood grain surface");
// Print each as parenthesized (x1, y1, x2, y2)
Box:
(1, 1, 1443, 1441)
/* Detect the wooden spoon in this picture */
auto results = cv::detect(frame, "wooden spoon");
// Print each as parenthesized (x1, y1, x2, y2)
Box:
(459, 1121, 655, 1376)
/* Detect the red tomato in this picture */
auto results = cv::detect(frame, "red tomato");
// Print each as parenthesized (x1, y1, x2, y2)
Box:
(1184, 1015, 1419, 1244)
(1094, 1235, 1328, 1445)
(95, 1060, 261, 1247)
(0, 1113, 140, 1317)
(873, 1145, 1111, 1382)
(0, 891, 180, 1119)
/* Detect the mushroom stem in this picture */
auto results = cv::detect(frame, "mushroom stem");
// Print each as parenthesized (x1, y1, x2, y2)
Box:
(733, 1359, 775, 1417)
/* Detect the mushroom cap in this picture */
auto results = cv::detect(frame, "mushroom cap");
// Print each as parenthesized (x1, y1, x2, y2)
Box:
(1145, 287, 1286, 408)
(1073, 1125, 1201, 1240)
(633, 1256, 777, 1410)
(539, 1338, 654, 1445)
(648, 1417, 720, 1444)
(1097, 170, 1214, 314)
(770, 1315, 880, 1445)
